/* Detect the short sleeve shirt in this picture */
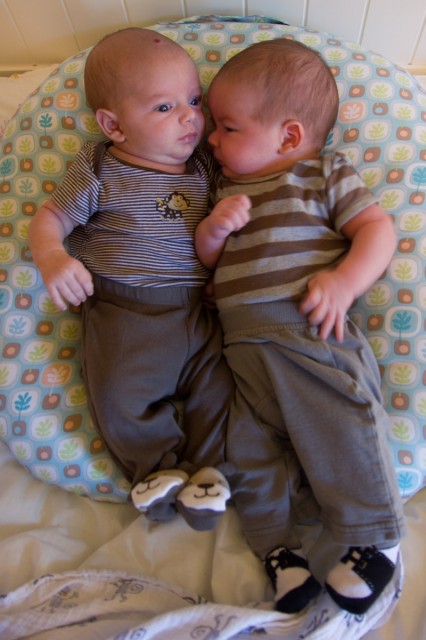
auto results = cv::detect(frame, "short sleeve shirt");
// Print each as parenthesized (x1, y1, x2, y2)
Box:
(52, 141, 214, 287)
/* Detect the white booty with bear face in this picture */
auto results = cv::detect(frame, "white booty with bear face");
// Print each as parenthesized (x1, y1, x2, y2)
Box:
(176, 467, 231, 531)
(131, 469, 189, 522)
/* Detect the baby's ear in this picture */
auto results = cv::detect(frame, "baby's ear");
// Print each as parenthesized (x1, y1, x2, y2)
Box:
(279, 119, 304, 153)
(96, 108, 125, 142)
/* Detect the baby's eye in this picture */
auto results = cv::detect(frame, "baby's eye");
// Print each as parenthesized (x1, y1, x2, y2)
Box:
(190, 95, 202, 107)
(156, 104, 171, 112)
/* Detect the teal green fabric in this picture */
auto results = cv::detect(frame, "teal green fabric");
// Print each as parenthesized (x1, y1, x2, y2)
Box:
(1, 19, 425, 501)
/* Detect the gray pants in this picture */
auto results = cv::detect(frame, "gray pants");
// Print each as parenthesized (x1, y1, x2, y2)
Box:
(221, 301, 406, 559)
(81, 276, 234, 486)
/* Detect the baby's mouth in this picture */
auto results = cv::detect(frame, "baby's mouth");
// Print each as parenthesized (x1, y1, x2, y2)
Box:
(180, 131, 198, 143)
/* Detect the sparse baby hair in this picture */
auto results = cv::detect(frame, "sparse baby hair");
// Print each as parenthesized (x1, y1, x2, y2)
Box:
(209, 37, 339, 149)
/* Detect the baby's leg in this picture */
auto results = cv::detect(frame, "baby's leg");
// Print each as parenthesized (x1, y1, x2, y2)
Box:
(224, 341, 321, 613)
(176, 300, 235, 530)
(81, 282, 195, 501)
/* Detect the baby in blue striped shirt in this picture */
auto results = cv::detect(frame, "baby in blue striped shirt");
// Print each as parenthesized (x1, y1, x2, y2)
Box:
(29, 27, 236, 532)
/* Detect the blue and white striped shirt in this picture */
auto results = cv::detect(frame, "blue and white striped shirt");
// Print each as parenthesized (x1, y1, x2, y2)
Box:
(52, 141, 214, 287)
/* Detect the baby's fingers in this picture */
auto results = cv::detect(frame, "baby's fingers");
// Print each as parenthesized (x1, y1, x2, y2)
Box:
(299, 283, 322, 316)
(318, 312, 335, 341)
(332, 312, 346, 343)
(49, 282, 81, 310)
(227, 194, 251, 209)
(236, 195, 251, 224)
(48, 284, 69, 311)
(220, 194, 251, 224)
(48, 268, 93, 310)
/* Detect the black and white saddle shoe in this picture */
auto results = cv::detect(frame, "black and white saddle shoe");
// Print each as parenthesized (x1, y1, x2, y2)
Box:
(325, 546, 397, 615)
(265, 546, 322, 614)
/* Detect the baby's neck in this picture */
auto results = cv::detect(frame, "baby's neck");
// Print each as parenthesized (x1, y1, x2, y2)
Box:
(109, 145, 186, 174)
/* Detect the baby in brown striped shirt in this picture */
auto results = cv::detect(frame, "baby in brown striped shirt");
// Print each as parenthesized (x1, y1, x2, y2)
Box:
(196, 38, 405, 615)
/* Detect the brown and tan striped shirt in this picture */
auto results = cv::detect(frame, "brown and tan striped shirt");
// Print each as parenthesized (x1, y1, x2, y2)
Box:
(214, 152, 377, 311)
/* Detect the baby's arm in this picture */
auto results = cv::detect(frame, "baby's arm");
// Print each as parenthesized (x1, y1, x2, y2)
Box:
(29, 200, 94, 310)
(195, 194, 251, 269)
(299, 203, 396, 341)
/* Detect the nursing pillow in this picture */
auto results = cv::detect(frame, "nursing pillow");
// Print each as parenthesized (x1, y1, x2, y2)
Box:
(1, 17, 425, 501)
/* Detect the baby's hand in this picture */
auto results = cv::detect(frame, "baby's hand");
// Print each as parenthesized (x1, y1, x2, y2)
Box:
(208, 194, 251, 239)
(299, 270, 355, 342)
(39, 250, 94, 311)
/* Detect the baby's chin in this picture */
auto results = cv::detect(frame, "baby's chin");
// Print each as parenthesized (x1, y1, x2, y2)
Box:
(221, 165, 242, 179)
(221, 166, 257, 181)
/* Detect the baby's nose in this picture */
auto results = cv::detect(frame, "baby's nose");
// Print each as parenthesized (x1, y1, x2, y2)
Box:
(180, 105, 196, 122)
(208, 130, 218, 146)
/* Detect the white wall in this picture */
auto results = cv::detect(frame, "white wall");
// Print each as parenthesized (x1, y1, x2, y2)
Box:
(0, 0, 425, 72)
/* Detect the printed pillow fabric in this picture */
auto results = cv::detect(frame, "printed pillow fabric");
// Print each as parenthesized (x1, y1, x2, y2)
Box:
(1, 20, 425, 501)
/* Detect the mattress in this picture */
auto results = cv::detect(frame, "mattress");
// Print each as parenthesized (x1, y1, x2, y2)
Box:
(1, 439, 426, 639)
(1, 17, 426, 640)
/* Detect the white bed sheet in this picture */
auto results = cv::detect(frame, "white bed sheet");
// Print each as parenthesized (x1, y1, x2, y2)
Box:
(0, 439, 425, 639)
(1, 65, 426, 640)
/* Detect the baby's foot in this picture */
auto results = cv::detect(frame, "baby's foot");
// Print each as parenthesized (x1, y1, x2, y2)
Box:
(325, 545, 399, 614)
(176, 467, 231, 531)
(265, 546, 321, 613)
(131, 469, 189, 522)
